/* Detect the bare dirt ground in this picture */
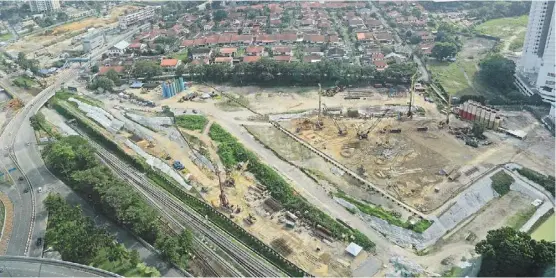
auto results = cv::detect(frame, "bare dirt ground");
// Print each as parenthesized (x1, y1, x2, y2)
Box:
(7, 5, 138, 56)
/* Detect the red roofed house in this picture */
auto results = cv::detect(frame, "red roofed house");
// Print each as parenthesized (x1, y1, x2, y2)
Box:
(160, 58, 180, 71)
(272, 46, 292, 56)
(373, 60, 388, 71)
(181, 40, 195, 48)
(274, 56, 292, 63)
(99, 66, 125, 75)
(128, 43, 146, 53)
(243, 56, 261, 63)
(245, 46, 266, 56)
(303, 55, 322, 63)
(219, 47, 237, 57)
(303, 34, 326, 44)
(214, 57, 233, 66)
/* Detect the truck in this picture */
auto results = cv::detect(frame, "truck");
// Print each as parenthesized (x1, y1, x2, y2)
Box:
(172, 161, 185, 170)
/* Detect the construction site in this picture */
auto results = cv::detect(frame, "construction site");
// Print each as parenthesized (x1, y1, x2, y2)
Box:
(38, 75, 555, 276)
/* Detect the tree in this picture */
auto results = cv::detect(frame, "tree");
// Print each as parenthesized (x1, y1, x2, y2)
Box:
(476, 227, 555, 277)
(91, 77, 115, 92)
(175, 64, 186, 76)
(405, 30, 412, 38)
(213, 10, 227, 22)
(29, 112, 46, 131)
(478, 54, 516, 91)
(91, 65, 99, 73)
(409, 35, 422, 44)
(105, 69, 120, 84)
(132, 60, 162, 78)
(211, 1, 221, 9)
(471, 122, 485, 138)
(411, 8, 422, 18)
(431, 42, 458, 60)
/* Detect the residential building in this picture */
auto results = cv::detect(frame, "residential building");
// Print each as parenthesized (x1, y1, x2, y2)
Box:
(214, 57, 233, 66)
(190, 48, 212, 59)
(29, 0, 60, 13)
(160, 58, 180, 71)
(272, 46, 293, 56)
(119, 6, 158, 29)
(99, 66, 125, 76)
(245, 46, 265, 56)
(108, 41, 130, 56)
(515, 0, 556, 103)
(243, 56, 261, 63)
(219, 47, 237, 57)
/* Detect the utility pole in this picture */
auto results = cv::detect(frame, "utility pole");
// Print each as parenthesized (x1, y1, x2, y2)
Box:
(318, 83, 322, 121)
(446, 95, 451, 125)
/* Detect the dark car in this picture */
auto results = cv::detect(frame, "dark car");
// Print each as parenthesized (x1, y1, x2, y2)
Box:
(36, 237, 43, 247)
(18, 176, 24, 181)
(23, 188, 29, 193)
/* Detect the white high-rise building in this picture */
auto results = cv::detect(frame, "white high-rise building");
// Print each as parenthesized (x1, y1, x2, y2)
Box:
(29, 0, 61, 13)
(515, 0, 556, 103)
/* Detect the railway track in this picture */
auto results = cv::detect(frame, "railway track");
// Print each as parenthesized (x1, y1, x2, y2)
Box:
(75, 128, 284, 277)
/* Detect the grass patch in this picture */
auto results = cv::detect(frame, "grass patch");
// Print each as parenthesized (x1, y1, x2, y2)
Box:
(475, 15, 528, 39)
(53, 90, 104, 107)
(491, 171, 514, 196)
(12, 75, 37, 88)
(175, 115, 208, 131)
(171, 50, 189, 61)
(515, 167, 555, 197)
(0, 32, 13, 41)
(335, 192, 433, 233)
(443, 266, 464, 277)
(428, 60, 472, 96)
(506, 205, 537, 229)
(509, 31, 526, 52)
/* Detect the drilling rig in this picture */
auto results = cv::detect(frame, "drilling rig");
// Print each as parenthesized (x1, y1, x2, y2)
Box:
(214, 165, 229, 208)
(332, 118, 348, 136)
(356, 109, 390, 140)
(315, 83, 324, 130)
(407, 71, 419, 119)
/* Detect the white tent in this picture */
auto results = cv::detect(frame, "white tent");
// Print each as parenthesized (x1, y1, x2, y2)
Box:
(345, 242, 363, 257)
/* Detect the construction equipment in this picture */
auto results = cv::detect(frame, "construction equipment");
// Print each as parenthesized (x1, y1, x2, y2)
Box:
(244, 214, 257, 225)
(356, 109, 390, 140)
(332, 118, 348, 136)
(315, 83, 324, 130)
(215, 165, 230, 208)
(407, 70, 419, 118)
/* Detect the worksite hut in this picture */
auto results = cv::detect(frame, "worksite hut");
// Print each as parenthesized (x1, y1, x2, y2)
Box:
(345, 242, 363, 257)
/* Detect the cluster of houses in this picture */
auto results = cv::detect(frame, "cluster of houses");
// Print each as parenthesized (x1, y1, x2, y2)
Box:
(98, 1, 442, 75)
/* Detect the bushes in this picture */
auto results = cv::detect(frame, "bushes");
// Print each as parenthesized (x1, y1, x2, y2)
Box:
(516, 167, 555, 197)
(44, 194, 160, 277)
(491, 171, 514, 196)
(336, 192, 433, 233)
(175, 115, 208, 131)
(209, 123, 376, 250)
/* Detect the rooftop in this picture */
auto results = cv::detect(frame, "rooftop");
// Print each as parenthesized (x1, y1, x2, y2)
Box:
(160, 59, 179, 67)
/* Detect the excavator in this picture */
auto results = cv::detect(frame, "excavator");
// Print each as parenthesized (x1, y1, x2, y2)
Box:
(332, 118, 348, 136)
(356, 109, 390, 140)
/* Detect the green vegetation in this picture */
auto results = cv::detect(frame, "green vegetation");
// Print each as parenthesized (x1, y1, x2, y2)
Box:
(209, 123, 375, 250)
(45, 194, 160, 277)
(42, 135, 193, 269)
(531, 213, 555, 242)
(506, 205, 537, 229)
(89, 76, 115, 92)
(516, 167, 555, 197)
(171, 50, 189, 61)
(16, 53, 39, 74)
(478, 54, 516, 91)
(0, 199, 4, 232)
(12, 75, 37, 88)
(509, 31, 526, 52)
(475, 15, 529, 39)
(181, 59, 416, 86)
(175, 115, 208, 131)
(490, 171, 514, 196)
(54, 89, 103, 107)
(29, 112, 58, 138)
(52, 100, 308, 277)
(443, 266, 464, 277)
(0, 33, 13, 41)
(476, 227, 555, 277)
(335, 192, 432, 233)
(428, 59, 477, 96)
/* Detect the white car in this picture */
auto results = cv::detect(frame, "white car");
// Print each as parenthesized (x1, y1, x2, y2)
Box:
(37, 187, 42, 193)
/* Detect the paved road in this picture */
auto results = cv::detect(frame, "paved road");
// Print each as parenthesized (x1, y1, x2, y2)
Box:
(0, 256, 118, 277)
(0, 25, 147, 258)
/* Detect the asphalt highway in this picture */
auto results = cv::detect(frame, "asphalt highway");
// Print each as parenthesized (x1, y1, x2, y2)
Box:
(0, 25, 146, 257)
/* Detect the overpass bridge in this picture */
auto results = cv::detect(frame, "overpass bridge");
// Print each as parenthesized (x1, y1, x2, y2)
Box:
(0, 256, 120, 277)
